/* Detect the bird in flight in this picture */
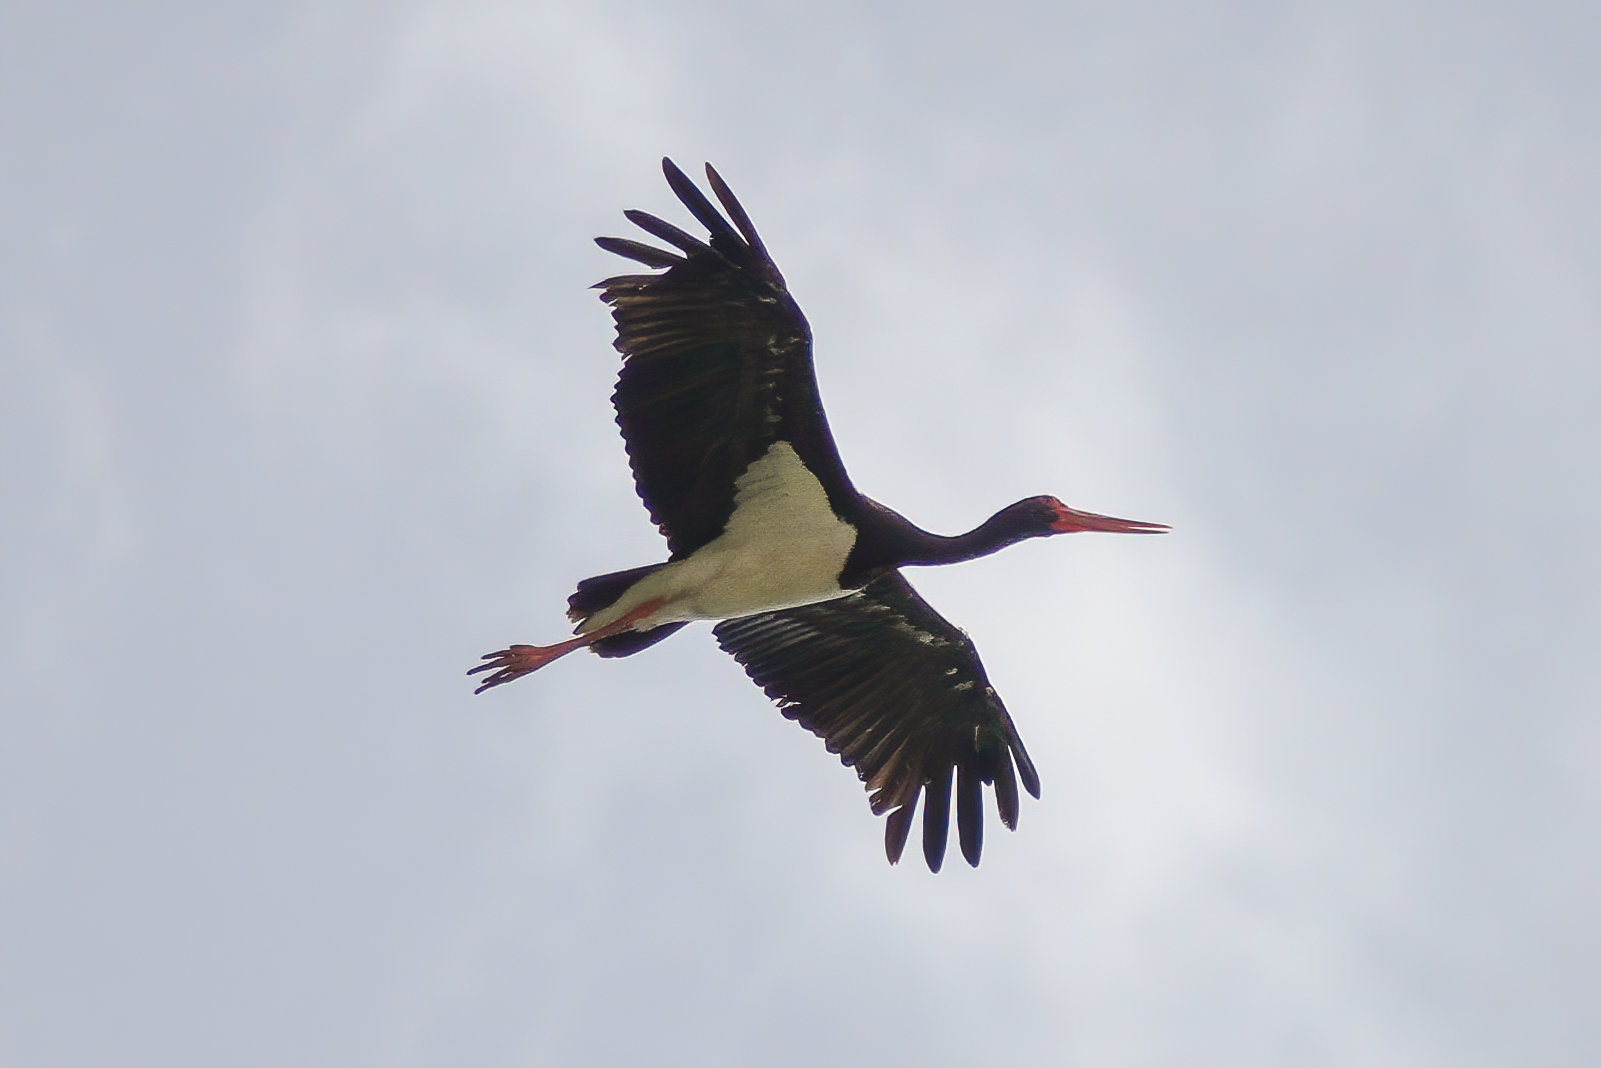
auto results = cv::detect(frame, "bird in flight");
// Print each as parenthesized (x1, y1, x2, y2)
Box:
(471, 159, 1166, 870)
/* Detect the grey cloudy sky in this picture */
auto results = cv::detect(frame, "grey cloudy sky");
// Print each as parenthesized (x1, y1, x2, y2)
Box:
(5, 1, 1598, 1065)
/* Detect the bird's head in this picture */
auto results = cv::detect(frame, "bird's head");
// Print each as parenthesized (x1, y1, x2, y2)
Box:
(1020, 495, 1170, 538)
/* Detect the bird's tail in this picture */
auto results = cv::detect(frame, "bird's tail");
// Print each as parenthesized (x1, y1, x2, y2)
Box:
(566, 563, 687, 658)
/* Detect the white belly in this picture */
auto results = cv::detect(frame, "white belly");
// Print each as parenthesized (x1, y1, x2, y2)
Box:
(581, 442, 857, 632)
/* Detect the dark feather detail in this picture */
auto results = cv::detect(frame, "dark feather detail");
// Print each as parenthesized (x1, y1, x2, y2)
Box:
(622, 209, 712, 258)
(704, 165, 774, 266)
(662, 162, 748, 252)
(595, 158, 855, 558)
(922, 765, 954, 872)
(713, 572, 1040, 871)
(590, 622, 688, 658)
(884, 796, 919, 865)
(592, 236, 682, 270)
(567, 563, 669, 625)
(956, 762, 983, 867)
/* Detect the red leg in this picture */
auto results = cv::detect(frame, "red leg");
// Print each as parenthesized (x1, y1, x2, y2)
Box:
(469, 599, 665, 694)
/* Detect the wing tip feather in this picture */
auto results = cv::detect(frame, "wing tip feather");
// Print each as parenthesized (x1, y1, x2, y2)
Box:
(594, 235, 683, 271)
(884, 796, 918, 865)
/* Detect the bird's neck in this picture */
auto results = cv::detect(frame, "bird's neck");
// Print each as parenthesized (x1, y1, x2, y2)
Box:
(848, 499, 1039, 574)
(897, 508, 1038, 567)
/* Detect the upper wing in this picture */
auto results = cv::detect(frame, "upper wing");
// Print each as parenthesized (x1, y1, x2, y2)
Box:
(713, 572, 1042, 871)
(595, 159, 855, 559)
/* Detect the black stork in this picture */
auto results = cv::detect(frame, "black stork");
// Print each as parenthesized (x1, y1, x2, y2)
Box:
(471, 159, 1167, 871)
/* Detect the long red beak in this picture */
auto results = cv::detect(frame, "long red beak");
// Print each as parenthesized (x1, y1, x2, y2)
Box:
(1050, 504, 1170, 535)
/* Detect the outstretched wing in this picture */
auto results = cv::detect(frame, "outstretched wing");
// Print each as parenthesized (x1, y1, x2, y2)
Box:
(713, 572, 1042, 871)
(595, 159, 855, 559)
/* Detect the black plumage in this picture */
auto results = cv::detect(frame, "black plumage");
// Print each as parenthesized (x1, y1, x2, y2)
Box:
(715, 572, 1040, 870)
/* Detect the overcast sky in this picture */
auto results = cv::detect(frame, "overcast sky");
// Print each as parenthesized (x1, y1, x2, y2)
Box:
(5, 1, 1598, 1065)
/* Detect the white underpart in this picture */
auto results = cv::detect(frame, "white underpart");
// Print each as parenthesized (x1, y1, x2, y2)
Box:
(581, 442, 858, 633)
